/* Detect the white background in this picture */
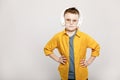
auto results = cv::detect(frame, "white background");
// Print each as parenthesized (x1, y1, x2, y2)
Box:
(0, 0, 120, 80)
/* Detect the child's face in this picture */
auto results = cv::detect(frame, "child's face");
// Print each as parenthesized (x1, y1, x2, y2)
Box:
(64, 13, 79, 32)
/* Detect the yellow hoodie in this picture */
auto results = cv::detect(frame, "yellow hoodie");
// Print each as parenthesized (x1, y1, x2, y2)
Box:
(44, 30, 100, 80)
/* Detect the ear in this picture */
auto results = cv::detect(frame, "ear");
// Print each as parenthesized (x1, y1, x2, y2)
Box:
(61, 15, 65, 26)
(78, 14, 83, 27)
(60, 7, 67, 26)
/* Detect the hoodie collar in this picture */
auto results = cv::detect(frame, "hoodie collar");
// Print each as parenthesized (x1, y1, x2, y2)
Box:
(63, 29, 81, 38)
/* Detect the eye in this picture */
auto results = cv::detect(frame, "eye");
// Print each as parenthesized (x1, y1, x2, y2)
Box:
(66, 19, 71, 21)
(73, 20, 77, 22)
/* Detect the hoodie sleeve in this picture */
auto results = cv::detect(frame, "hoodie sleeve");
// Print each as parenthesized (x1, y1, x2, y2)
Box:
(44, 34, 58, 56)
(86, 34, 100, 57)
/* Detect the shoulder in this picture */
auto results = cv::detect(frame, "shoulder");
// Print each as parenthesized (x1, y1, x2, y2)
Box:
(77, 30, 89, 37)
(81, 32, 90, 36)
(51, 30, 64, 39)
(77, 30, 94, 40)
(53, 30, 64, 37)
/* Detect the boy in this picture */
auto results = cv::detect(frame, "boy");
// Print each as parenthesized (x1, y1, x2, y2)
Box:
(44, 7, 100, 80)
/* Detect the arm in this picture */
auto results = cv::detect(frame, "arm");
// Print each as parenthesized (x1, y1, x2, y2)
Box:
(44, 34, 67, 64)
(80, 56, 96, 67)
(48, 53, 59, 62)
(87, 56, 96, 65)
(48, 53, 67, 64)
(80, 34, 100, 67)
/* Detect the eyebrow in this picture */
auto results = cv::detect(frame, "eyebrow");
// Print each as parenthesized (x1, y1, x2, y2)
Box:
(65, 18, 78, 21)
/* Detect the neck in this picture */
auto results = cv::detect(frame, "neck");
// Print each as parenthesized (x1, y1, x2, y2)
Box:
(66, 29, 77, 37)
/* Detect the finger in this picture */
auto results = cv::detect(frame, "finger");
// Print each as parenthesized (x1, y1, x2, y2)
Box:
(59, 57, 67, 64)
(62, 59, 67, 61)
(80, 63, 84, 66)
(80, 59, 87, 63)
(81, 59, 85, 62)
(61, 57, 67, 61)
(61, 56, 67, 59)
(62, 58, 67, 62)
(80, 63, 86, 67)
(62, 58, 67, 61)
(81, 62, 85, 65)
(80, 59, 85, 62)
(81, 65, 86, 68)
(80, 61, 84, 64)
(81, 62, 88, 67)
(80, 61, 85, 64)
(63, 60, 67, 63)
(80, 61, 86, 66)
(61, 61, 65, 65)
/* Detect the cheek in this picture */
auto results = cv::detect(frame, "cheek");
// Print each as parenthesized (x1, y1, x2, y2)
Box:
(65, 21, 69, 24)
(75, 21, 79, 24)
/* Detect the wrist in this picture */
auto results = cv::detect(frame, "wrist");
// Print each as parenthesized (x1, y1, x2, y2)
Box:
(56, 57, 60, 63)
(86, 61, 91, 66)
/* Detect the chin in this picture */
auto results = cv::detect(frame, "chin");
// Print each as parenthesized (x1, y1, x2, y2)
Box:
(66, 28, 77, 32)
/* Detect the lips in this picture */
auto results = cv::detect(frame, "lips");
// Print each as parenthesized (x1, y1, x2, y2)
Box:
(65, 24, 77, 27)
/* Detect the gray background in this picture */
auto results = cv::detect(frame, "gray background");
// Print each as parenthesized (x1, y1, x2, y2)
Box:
(0, 0, 120, 80)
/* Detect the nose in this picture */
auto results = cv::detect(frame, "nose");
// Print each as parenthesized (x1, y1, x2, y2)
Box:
(70, 20, 73, 24)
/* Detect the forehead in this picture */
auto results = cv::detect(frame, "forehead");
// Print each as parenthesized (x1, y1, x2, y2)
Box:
(64, 13, 79, 19)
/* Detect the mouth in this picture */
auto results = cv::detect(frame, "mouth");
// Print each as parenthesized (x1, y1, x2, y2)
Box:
(66, 24, 77, 27)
